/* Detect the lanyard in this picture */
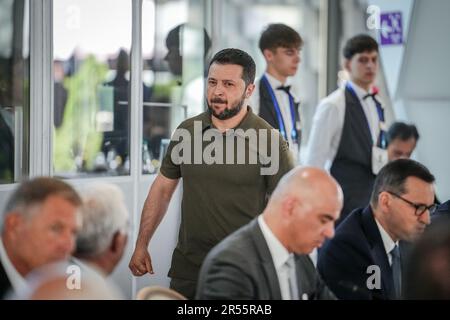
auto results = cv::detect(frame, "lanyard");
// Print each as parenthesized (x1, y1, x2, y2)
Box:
(345, 83, 387, 149)
(261, 75, 298, 144)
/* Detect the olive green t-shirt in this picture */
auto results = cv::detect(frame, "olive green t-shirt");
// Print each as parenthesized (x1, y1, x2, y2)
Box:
(160, 107, 294, 282)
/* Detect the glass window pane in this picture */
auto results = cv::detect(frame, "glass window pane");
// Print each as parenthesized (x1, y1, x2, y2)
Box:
(142, 0, 209, 174)
(0, 0, 30, 184)
(53, 0, 132, 178)
(216, 0, 321, 158)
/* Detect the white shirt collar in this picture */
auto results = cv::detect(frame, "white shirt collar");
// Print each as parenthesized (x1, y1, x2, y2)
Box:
(374, 218, 398, 256)
(264, 72, 288, 89)
(258, 215, 291, 270)
(347, 80, 372, 100)
(264, 72, 300, 103)
(0, 237, 27, 294)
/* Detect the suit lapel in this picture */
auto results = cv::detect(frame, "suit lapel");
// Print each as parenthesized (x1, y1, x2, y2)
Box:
(249, 219, 283, 299)
(361, 206, 395, 299)
(294, 254, 317, 299)
(0, 260, 12, 298)
(259, 78, 278, 124)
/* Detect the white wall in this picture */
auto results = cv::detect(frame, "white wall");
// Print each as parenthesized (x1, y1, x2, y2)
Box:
(368, 0, 450, 201)
(395, 0, 450, 201)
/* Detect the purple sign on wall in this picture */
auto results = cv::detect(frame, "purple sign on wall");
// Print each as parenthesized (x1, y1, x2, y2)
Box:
(380, 12, 403, 45)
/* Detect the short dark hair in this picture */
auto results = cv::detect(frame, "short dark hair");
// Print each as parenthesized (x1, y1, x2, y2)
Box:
(3, 177, 82, 218)
(166, 24, 212, 57)
(404, 219, 450, 299)
(208, 48, 256, 87)
(370, 159, 435, 208)
(387, 122, 420, 145)
(343, 34, 379, 59)
(259, 23, 303, 52)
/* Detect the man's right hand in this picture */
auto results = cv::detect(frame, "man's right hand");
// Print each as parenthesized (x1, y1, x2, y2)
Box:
(129, 245, 154, 276)
(128, 174, 179, 277)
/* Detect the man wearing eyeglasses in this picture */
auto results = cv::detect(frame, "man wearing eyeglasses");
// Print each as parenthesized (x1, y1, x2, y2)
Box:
(317, 159, 436, 300)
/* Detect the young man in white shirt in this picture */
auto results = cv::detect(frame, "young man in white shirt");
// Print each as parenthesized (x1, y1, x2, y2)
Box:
(306, 34, 387, 223)
(250, 24, 303, 162)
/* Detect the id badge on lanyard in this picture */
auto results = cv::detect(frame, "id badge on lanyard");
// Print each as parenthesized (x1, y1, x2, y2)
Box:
(372, 146, 388, 175)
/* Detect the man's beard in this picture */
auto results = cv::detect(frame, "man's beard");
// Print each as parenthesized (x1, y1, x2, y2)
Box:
(207, 94, 246, 120)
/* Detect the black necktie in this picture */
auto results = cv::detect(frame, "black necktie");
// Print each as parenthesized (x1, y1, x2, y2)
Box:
(277, 85, 291, 95)
(391, 245, 402, 299)
(363, 92, 380, 105)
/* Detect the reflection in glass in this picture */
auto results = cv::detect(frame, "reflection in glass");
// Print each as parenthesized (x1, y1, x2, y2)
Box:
(0, 0, 29, 184)
(142, 0, 210, 174)
(52, 0, 131, 177)
(216, 0, 321, 154)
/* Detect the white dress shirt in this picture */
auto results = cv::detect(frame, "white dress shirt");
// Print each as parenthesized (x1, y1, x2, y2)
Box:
(374, 218, 398, 266)
(305, 81, 382, 170)
(258, 215, 295, 300)
(249, 72, 300, 161)
(0, 238, 27, 295)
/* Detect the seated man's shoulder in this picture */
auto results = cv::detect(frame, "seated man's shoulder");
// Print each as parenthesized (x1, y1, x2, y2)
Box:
(325, 211, 368, 252)
(205, 223, 257, 265)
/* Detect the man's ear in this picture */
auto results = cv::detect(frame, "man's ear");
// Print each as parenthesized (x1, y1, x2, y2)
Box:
(343, 58, 351, 72)
(262, 48, 274, 62)
(4, 212, 23, 238)
(281, 196, 296, 218)
(245, 83, 255, 98)
(378, 191, 391, 213)
(110, 231, 128, 255)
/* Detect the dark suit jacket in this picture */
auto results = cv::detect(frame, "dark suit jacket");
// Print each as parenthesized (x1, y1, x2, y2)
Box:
(317, 206, 410, 300)
(431, 200, 450, 224)
(258, 78, 301, 145)
(0, 260, 12, 299)
(434, 200, 450, 216)
(196, 218, 335, 300)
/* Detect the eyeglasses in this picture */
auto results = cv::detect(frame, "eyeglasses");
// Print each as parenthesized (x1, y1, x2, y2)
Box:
(386, 191, 437, 216)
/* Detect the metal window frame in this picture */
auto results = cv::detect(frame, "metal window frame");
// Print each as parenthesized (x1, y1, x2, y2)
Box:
(29, 0, 53, 178)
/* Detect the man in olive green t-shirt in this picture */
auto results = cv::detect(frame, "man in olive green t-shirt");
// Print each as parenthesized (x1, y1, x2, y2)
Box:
(129, 48, 294, 299)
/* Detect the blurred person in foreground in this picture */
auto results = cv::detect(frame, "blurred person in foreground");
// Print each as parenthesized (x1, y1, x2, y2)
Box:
(404, 218, 450, 299)
(73, 182, 129, 277)
(0, 177, 82, 299)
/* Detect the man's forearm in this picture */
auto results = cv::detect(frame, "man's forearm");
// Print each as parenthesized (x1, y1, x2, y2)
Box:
(136, 176, 178, 247)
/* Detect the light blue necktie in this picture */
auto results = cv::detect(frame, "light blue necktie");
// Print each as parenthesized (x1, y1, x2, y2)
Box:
(286, 255, 300, 300)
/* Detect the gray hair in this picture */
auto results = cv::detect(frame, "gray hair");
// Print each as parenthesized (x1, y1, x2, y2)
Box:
(2, 177, 82, 231)
(75, 183, 129, 257)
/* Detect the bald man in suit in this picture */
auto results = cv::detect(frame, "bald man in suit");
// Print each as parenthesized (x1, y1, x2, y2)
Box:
(196, 167, 342, 300)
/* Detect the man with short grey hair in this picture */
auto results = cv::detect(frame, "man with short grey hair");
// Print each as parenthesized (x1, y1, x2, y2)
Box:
(74, 183, 129, 276)
(0, 177, 82, 299)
